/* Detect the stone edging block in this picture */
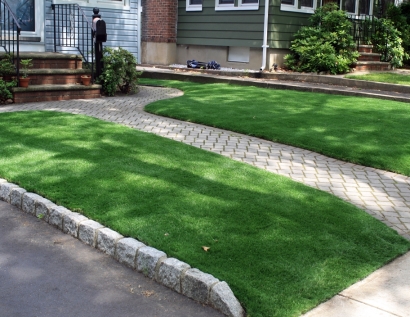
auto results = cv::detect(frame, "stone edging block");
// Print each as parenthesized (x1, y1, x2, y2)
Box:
(157, 258, 191, 293)
(136, 246, 167, 279)
(10, 187, 27, 209)
(0, 183, 19, 203)
(115, 238, 146, 269)
(78, 220, 104, 247)
(97, 227, 124, 257)
(182, 268, 219, 304)
(0, 181, 246, 317)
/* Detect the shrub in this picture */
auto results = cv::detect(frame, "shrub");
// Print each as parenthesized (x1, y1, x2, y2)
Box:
(285, 3, 359, 74)
(386, 4, 410, 65)
(371, 18, 406, 68)
(0, 78, 17, 104)
(98, 47, 141, 96)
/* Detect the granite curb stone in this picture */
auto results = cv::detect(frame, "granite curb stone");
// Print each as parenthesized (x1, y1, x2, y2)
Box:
(157, 257, 191, 293)
(115, 237, 146, 269)
(48, 205, 71, 230)
(97, 227, 124, 257)
(136, 246, 167, 279)
(78, 219, 105, 247)
(35, 197, 57, 222)
(22, 192, 44, 215)
(0, 183, 19, 203)
(182, 268, 220, 304)
(10, 187, 27, 209)
(63, 211, 88, 237)
(210, 281, 245, 317)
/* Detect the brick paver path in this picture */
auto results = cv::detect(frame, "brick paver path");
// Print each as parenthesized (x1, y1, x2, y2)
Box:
(2, 86, 410, 239)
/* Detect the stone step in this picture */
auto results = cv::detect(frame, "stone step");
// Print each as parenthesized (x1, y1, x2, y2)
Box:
(12, 84, 101, 103)
(353, 61, 391, 72)
(23, 69, 93, 85)
(15, 52, 83, 70)
(358, 53, 381, 62)
(358, 45, 373, 54)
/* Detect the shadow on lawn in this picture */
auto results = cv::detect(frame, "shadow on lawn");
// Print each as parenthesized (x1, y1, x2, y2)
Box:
(144, 81, 410, 176)
(0, 110, 409, 317)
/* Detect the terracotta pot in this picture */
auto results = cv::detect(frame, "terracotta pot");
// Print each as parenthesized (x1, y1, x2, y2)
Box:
(81, 75, 91, 86)
(19, 77, 30, 88)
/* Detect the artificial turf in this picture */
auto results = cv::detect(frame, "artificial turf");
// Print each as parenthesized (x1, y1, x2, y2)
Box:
(0, 111, 409, 317)
(141, 78, 410, 176)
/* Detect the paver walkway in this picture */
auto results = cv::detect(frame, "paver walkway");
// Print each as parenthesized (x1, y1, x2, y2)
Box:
(1, 86, 409, 240)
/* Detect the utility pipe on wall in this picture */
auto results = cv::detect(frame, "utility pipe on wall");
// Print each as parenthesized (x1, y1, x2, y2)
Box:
(260, 0, 269, 71)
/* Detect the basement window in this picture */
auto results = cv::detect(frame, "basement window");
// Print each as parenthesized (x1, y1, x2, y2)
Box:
(187, 0, 203, 11)
(228, 46, 250, 63)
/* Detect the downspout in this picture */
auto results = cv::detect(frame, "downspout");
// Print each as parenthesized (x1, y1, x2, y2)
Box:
(137, 0, 142, 64)
(260, 0, 269, 71)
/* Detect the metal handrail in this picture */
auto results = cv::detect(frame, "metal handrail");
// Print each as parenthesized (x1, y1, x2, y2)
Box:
(0, 0, 21, 79)
(51, 3, 94, 81)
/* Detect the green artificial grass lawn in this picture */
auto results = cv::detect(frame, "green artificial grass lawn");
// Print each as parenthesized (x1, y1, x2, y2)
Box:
(141, 78, 410, 177)
(1, 111, 409, 317)
(345, 72, 410, 85)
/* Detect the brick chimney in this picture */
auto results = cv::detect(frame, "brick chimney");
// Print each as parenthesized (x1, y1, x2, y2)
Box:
(141, 0, 177, 65)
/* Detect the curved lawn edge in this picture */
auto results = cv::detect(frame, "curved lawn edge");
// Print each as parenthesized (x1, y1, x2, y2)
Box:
(0, 179, 244, 317)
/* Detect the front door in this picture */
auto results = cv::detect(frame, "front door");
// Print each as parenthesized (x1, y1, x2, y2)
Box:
(8, 0, 45, 51)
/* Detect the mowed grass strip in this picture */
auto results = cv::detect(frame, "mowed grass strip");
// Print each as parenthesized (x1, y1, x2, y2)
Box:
(0, 111, 409, 317)
(141, 78, 410, 176)
(345, 72, 410, 85)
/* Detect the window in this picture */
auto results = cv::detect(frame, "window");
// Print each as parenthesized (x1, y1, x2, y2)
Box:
(341, 0, 372, 15)
(215, 0, 259, 11)
(280, 0, 317, 13)
(187, 0, 203, 11)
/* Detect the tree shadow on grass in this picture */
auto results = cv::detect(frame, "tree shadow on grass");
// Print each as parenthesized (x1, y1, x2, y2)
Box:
(0, 110, 409, 317)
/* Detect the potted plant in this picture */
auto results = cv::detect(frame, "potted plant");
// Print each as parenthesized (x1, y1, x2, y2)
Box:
(19, 59, 33, 88)
(81, 75, 92, 86)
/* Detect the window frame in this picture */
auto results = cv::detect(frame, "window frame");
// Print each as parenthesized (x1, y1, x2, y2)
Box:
(186, 0, 203, 11)
(215, 0, 259, 11)
(52, 0, 130, 11)
(280, 0, 317, 14)
(341, 0, 373, 16)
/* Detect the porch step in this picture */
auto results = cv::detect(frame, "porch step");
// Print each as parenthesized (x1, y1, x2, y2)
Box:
(12, 84, 101, 103)
(353, 61, 391, 72)
(357, 53, 383, 62)
(16, 52, 83, 69)
(358, 45, 373, 54)
(8, 52, 101, 103)
(25, 69, 93, 85)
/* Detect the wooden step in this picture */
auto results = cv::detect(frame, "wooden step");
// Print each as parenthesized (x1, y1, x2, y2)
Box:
(12, 84, 101, 103)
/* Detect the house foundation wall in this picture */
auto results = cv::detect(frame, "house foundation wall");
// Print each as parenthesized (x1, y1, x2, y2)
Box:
(142, 42, 176, 65)
(176, 45, 290, 70)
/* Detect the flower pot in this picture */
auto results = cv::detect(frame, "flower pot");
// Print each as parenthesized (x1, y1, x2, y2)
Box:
(81, 75, 91, 86)
(19, 77, 30, 88)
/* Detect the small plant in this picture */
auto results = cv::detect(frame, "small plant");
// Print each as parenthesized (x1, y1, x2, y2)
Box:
(20, 59, 33, 78)
(0, 78, 17, 104)
(98, 47, 141, 96)
(0, 54, 16, 77)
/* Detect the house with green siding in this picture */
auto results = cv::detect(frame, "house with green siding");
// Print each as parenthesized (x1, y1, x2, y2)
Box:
(176, 0, 376, 70)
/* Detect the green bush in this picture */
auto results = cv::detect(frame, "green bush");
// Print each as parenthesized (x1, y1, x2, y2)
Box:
(98, 47, 141, 96)
(0, 78, 17, 104)
(371, 18, 406, 68)
(285, 3, 359, 74)
(386, 4, 410, 65)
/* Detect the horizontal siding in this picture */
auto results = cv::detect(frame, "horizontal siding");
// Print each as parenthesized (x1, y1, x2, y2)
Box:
(45, 0, 140, 61)
(177, 0, 311, 49)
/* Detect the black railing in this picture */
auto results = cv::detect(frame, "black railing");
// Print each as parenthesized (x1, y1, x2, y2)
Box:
(0, 0, 20, 79)
(349, 15, 377, 48)
(51, 3, 94, 80)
